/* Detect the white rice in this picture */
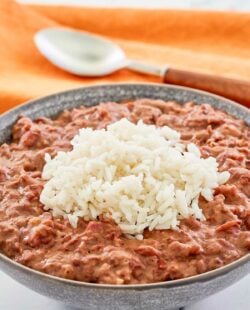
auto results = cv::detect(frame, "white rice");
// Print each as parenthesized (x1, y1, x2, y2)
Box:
(40, 118, 230, 238)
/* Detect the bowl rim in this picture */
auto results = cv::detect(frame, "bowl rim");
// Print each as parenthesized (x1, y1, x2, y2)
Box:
(0, 82, 249, 120)
(0, 82, 249, 289)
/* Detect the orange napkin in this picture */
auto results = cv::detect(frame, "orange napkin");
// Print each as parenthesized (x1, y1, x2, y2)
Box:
(0, 0, 250, 114)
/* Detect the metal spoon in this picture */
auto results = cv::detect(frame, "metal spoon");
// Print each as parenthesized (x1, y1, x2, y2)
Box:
(34, 27, 166, 77)
(34, 27, 250, 107)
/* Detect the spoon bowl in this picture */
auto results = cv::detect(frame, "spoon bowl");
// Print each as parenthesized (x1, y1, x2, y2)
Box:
(34, 28, 127, 76)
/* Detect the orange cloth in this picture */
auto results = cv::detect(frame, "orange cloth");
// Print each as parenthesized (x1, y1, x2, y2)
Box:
(0, 0, 250, 114)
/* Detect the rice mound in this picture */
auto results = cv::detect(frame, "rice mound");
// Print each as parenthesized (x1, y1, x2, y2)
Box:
(40, 118, 230, 239)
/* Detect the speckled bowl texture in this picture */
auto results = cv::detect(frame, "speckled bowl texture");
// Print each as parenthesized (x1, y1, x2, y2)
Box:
(0, 83, 249, 310)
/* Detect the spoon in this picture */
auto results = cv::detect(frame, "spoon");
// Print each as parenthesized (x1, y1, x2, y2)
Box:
(34, 28, 250, 107)
(34, 28, 166, 77)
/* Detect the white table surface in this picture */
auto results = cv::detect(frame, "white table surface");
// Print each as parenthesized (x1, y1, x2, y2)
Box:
(18, 0, 250, 11)
(3, 1, 250, 309)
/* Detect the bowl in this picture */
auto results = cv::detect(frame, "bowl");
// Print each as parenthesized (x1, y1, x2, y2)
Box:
(0, 83, 249, 310)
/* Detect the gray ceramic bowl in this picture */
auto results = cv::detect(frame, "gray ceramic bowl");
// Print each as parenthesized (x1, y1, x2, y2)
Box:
(0, 83, 249, 310)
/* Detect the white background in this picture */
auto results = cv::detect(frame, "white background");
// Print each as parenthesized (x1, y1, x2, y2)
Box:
(1, 1, 250, 309)
(18, 0, 250, 10)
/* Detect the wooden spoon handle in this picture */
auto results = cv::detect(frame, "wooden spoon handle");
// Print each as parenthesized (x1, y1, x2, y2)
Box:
(164, 68, 250, 108)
